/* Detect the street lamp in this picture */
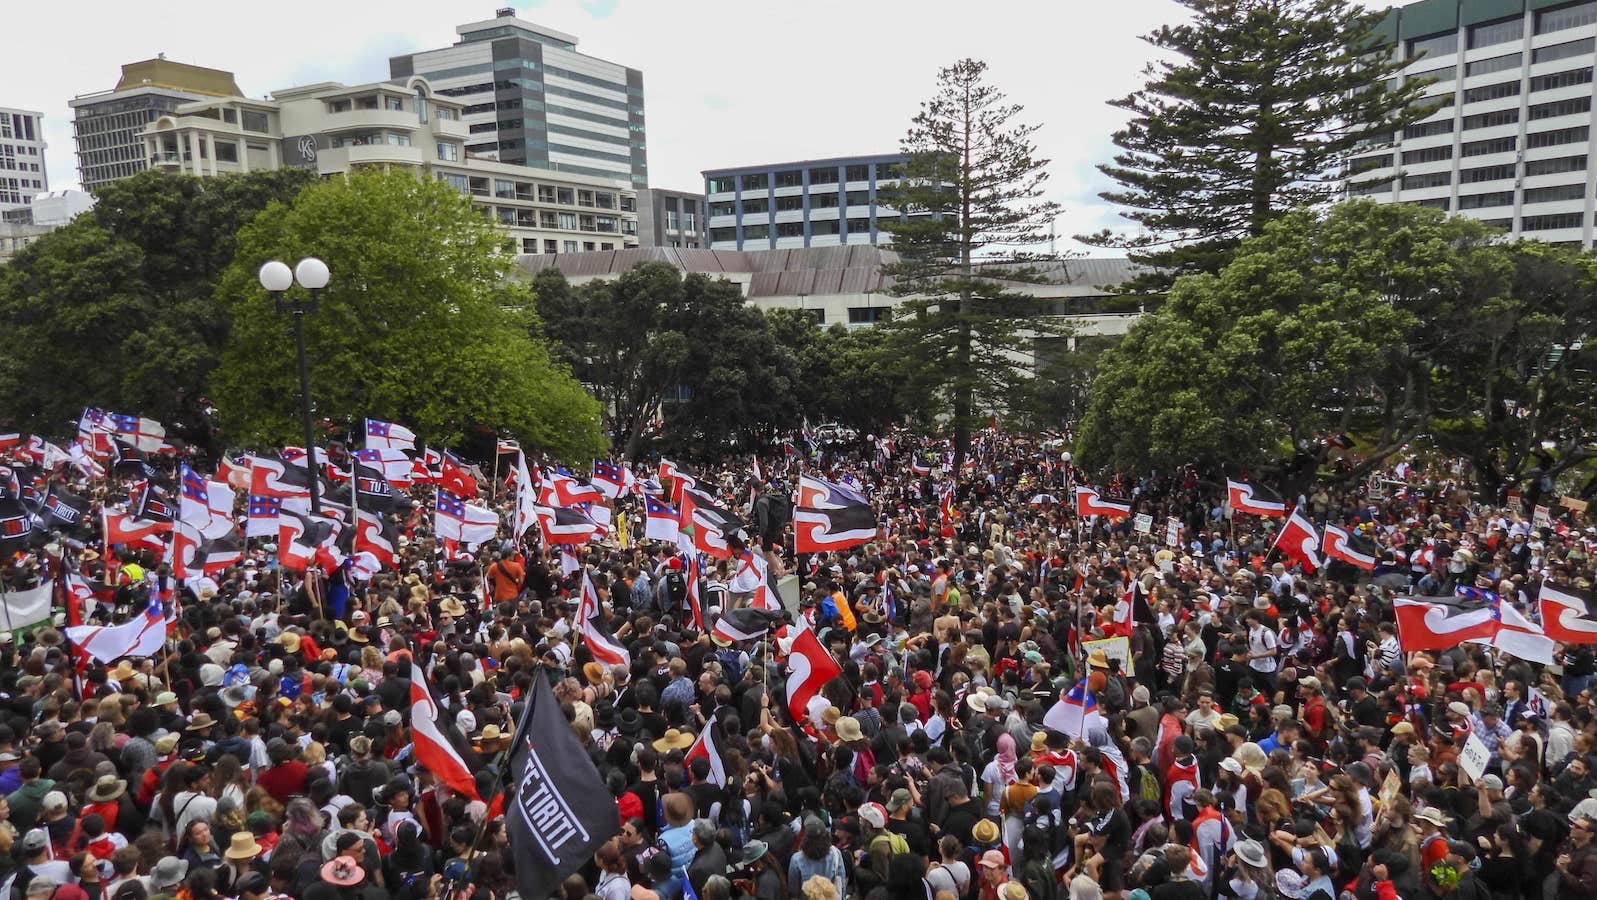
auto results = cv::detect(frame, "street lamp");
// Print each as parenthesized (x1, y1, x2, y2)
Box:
(258, 257, 331, 514)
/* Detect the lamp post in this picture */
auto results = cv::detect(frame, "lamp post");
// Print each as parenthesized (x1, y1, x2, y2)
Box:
(258, 257, 331, 514)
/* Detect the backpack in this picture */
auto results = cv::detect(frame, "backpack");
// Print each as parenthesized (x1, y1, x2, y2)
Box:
(870, 831, 910, 856)
(1136, 766, 1161, 805)
(716, 648, 746, 686)
(1019, 858, 1058, 900)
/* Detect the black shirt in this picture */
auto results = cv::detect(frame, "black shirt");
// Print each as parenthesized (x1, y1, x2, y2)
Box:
(888, 815, 933, 858)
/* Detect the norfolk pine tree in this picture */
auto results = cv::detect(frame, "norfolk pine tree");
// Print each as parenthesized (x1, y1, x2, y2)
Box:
(878, 59, 1064, 471)
(1081, 0, 1433, 287)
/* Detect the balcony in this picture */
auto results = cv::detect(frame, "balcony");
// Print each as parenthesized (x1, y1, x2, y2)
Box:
(432, 117, 469, 140)
(149, 151, 184, 169)
(321, 109, 418, 134)
(316, 144, 426, 173)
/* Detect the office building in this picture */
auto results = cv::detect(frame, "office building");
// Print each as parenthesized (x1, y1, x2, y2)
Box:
(2, 190, 95, 227)
(0, 108, 47, 217)
(703, 153, 911, 251)
(1351, 0, 1597, 247)
(390, 9, 647, 186)
(637, 188, 703, 248)
(69, 58, 243, 193)
(141, 76, 638, 255)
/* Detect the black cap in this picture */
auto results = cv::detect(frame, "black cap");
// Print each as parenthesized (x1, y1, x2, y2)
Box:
(235, 873, 269, 896)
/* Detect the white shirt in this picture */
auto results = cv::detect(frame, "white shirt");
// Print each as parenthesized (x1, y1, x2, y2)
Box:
(1248, 625, 1279, 673)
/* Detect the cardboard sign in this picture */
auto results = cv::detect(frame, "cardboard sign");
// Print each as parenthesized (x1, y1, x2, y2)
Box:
(1083, 636, 1131, 671)
(1562, 496, 1589, 513)
(1459, 732, 1491, 782)
(1166, 518, 1181, 548)
(1534, 505, 1552, 528)
(1507, 489, 1522, 509)
(1134, 513, 1154, 534)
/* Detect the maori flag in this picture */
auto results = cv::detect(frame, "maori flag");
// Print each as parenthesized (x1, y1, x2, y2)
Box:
(506, 675, 618, 900)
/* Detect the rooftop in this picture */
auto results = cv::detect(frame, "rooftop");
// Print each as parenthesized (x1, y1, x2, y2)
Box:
(702, 153, 908, 177)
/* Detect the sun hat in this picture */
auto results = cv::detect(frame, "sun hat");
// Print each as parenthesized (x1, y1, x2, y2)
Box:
(1275, 870, 1304, 900)
(973, 818, 1001, 845)
(835, 716, 864, 742)
(1235, 839, 1268, 868)
(1415, 807, 1451, 827)
(1219, 757, 1244, 774)
(1087, 649, 1110, 668)
(1391, 721, 1416, 736)
(225, 832, 264, 860)
(87, 775, 127, 803)
(319, 855, 365, 887)
(652, 729, 695, 752)
(150, 857, 188, 889)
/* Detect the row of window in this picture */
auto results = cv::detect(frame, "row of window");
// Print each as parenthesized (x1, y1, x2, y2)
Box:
(707, 163, 902, 194)
(1407, 2, 1597, 63)
(1397, 125, 1590, 166)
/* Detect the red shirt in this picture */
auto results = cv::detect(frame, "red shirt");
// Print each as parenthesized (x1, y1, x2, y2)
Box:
(257, 761, 309, 804)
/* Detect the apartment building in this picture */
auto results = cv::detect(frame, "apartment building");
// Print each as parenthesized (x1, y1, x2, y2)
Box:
(70, 58, 243, 192)
(141, 76, 638, 255)
(702, 153, 912, 251)
(391, 9, 647, 187)
(1353, 0, 1597, 247)
(0, 108, 47, 216)
(637, 188, 703, 248)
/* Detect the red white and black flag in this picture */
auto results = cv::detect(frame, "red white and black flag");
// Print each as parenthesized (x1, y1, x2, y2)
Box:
(534, 504, 601, 546)
(505, 675, 619, 900)
(577, 570, 630, 669)
(783, 624, 841, 723)
(1271, 506, 1322, 573)
(409, 661, 482, 801)
(710, 606, 784, 644)
(1226, 479, 1287, 517)
(1394, 594, 1499, 650)
(1323, 524, 1380, 571)
(793, 504, 877, 553)
(1539, 581, 1597, 644)
(1074, 486, 1131, 519)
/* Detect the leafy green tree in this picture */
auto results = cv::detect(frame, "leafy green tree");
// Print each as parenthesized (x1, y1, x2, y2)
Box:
(0, 169, 314, 442)
(878, 58, 1065, 470)
(1081, 0, 1432, 288)
(766, 311, 922, 435)
(1077, 201, 1597, 501)
(212, 170, 602, 460)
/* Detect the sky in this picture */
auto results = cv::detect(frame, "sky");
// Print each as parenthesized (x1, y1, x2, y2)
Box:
(8, 0, 1193, 254)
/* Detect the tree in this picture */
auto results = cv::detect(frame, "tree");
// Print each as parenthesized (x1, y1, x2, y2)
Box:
(765, 312, 922, 435)
(878, 58, 1065, 471)
(0, 169, 315, 444)
(1080, 0, 1432, 288)
(211, 170, 602, 460)
(1076, 201, 1597, 502)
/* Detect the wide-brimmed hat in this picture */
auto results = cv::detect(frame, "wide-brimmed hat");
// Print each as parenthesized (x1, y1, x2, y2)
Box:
(319, 855, 365, 887)
(474, 725, 508, 747)
(150, 858, 188, 889)
(1087, 649, 1110, 668)
(439, 596, 467, 618)
(583, 662, 607, 686)
(277, 632, 302, 654)
(109, 661, 137, 682)
(155, 691, 178, 706)
(1235, 839, 1267, 868)
(1415, 807, 1450, 827)
(652, 729, 695, 752)
(35, 628, 62, 648)
(225, 832, 263, 860)
(186, 712, 218, 732)
(835, 716, 864, 742)
(617, 708, 642, 735)
(155, 733, 180, 755)
(87, 774, 126, 803)
(734, 839, 769, 869)
(973, 818, 1001, 845)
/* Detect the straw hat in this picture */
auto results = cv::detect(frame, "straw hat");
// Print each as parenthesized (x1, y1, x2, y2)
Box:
(835, 716, 864, 742)
(1415, 807, 1450, 827)
(652, 729, 695, 752)
(277, 632, 301, 654)
(1087, 649, 1110, 668)
(583, 662, 607, 686)
(972, 818, 1000, 845)
(439, 596, 467, 618)
(186, 712, 217, 732)
(225, 832, 263, 860)
(86, 775, 126, 803)
(1030, 732, 1049, 753)
(319, 856, 365, 887)
(474, 725, 508, 749)
(109, 661, 137, 682)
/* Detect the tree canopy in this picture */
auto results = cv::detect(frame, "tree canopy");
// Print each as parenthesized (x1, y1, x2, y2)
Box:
(1076, 200, 1597, 502)
(1081, 0, 1431, 288)
(0, 169, 315, 446)
(211, 170, 603, 460)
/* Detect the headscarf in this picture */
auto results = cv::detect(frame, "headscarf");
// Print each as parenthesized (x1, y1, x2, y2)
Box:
(995, 732, 1018, 785)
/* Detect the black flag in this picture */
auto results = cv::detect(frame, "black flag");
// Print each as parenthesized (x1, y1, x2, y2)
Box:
(0, 497, 33, 553)
(38, 484, 92, 531)
(505, 675, 618, 900)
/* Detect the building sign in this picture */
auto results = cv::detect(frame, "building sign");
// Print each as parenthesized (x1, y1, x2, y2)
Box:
(280, 134, 329, 168)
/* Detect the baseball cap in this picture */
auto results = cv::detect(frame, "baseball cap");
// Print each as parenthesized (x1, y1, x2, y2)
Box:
(21, 829, 48, 852)
(858, 802, 887, 830)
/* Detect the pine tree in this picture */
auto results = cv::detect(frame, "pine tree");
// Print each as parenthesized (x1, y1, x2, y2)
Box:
(1081, 0, 1432, 288)
(878, 58, 1064, 471)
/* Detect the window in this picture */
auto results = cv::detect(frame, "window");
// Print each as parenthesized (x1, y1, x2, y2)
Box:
(495, 179, 515, 198)
(1405, 119, 1453, 138)
(776, 195, 804, 211)
(1478, 217, 1515, 229)
(845, 164, 869, 182)
(742, 198, 768, 214)
(683, 212, 697, 231)
(1402, 172, 1452, 189)
(743, 223, 769, 240)
(1523, 212, 1585, 229)
(1533, 37, 1594, 62)
(1463, 108, 1519, 129)
(544, 240, 559, 253)
(1468, 17, 1523, 49)
(436, 142, 459, 161)
(846, 218, 872, 236)
(584, 242, 596, 251)
(707, 176, 736, 193)
(1530, 67, 1593, 91)
(386, 96, 404, 111)
(1402, 145, 1453, 164)
(709, 227, 736, 243)
(440, 173, 468, 192)
(844, 190, 872, 207)
(1460, 163, 1517, 182)
(848, 307, 887, 324)
(1526, 153, 1587, 175)
(1463, 80, 1520, 102)
(1408, 32, 1459, 59)
(807, 309, 826, 325)
(810, 219, 840, 235)
(742, 173, 768, 190)
(1524, 183, 1587, 202)
(878, 162, 904, 179)
(214, 141, 238, 163)
(1536, 1, 1597, 34)
(595, 192, 616, 209)
(564, 241, 578, 252)
(1530, 96, 1592, 118)
(1350, 154, 1393, 172)
(1462, 136, 1517, 156)
(1466, 53, 1522, 76)
(776, 222, 805, 237)
(1406, 198, 1453, 210)
(1458, 191, 1515, 208)
(557, 188, 574, 204)
(709, 201, 736, 217)
(775, 169, 802, 188)
(1527, 125, 1590, 146)
(558, 213, 577, 229)
(810, 192, 839, 208)
(809, 167, 838, 184)
(329, 99, 351, 113)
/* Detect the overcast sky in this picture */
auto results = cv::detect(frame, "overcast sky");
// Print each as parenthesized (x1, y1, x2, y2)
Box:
(10, 0, 1193, 254)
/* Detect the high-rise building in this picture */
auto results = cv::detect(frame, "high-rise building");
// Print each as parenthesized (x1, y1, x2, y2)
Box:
(69, 57, 242, 192)
(637, 188, 703, 248)
(0, 108, 47, 217)
(1351, 0, 1597, 248)
(141, 76, 639, 255)
(702, 153, 912, 251)
(390, 9, 647, 187)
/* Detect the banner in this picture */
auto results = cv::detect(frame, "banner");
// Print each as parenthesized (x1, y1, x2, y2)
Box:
(1165, 517, 1181, 548)
(0, 581, 53, 630)
(1133, 514, 1153, 534)
(1083, 636, 1131, 671)
(506, 675, 619, 900)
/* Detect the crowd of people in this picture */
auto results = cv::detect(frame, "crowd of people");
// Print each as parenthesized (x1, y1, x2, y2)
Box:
(1, 431, 1596, 900)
